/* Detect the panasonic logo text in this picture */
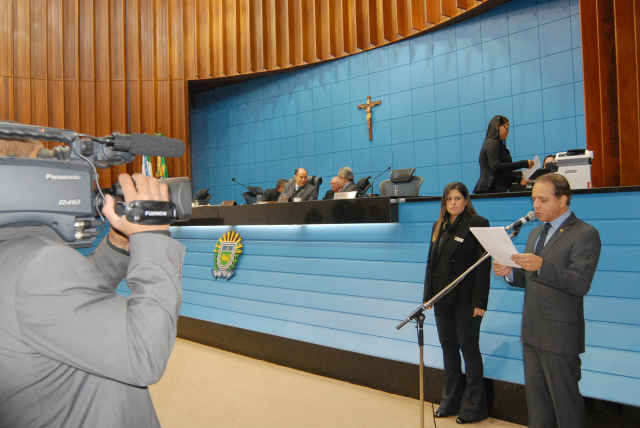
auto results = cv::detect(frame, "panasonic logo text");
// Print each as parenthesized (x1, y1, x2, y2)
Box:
(46, 173, 82, 180)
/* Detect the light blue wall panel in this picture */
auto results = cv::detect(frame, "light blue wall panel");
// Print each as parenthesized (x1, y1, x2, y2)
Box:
(167, 189, 640, 407)
(190, 0, 585, 205)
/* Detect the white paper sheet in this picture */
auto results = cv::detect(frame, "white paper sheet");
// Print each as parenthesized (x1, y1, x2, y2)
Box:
(521, 154, 541, 180)
(470, 227, 520, 267)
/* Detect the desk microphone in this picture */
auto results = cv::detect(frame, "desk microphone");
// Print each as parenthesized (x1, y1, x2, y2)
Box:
(231, 178, 261, 196)
(370, 166, 391, 195)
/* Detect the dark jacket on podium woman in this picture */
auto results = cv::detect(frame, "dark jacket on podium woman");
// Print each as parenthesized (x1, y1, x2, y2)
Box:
(423, 182, 491, 424)
(474, 115, 532, 194)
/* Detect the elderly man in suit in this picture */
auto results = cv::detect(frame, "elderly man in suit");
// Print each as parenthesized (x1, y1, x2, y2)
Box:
(282, 168, 318, 201)
(336, 166, 358, 194)
(493, 173, 601, 428)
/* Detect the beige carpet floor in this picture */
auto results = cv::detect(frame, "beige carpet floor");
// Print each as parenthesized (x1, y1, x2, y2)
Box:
(150, 338, 525, 428)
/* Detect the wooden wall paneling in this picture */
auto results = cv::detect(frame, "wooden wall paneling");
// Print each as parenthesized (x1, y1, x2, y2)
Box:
(95, 81, 112, 137)
(343, 0, 357, 54)
(248, 0, 264, 72)
(262, 0, 277, 70)
(139, 0, 154, 81)
(315, 0, 330, 60)
(13, 78, 30, 123)
(288, 0, 303, 65)
(156, 79, 171, 135)
(46, 1, 63, 81)
(236, 0, 253, 74)
(382, 0, 398, 42)
(181, 0, 197, 80)
(47, 79, 65, 128)
(0, 0, 13, 80)
(371, 0, 385, 46)
(30, 79, 47, 125)
(13, 1, 30, 78)
(210, 0, 224, 77)
(196, 0, 210, 78)
(168, 0, 184, 80)
(110, 80, 127, 134)
(31, 0, 47, 79)
(596, 0, 620, 187)
(79, 81, 97, 135)
(637, 0, 640, 175)
(410, 0, 428, 31)
(441, 0, 458, 18)
(275, 0, 290, 66)
(94, 0, 110, 82)
(63, 80, 80, 131)
(396, 0, 412, 36)
(355, 0, 370, 51)
(126, 0, 141, 133)
(614, 0, 640, 185)
(580, 0, 603, 187)
(224, 0, 239, 74)
(140, 80, 156, 133)
(457, 0, 478, 10)
(301, 0, 317, 63)
(329, 0, 345, 57)
(425, 0, 442, 25)
(155, 0, 170, 81)
(0, 77, 13, 120)
(78, 0, 94, 82)
(109, 0, 127, 133)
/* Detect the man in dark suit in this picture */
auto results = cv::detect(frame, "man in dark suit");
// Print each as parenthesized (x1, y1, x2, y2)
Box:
(281, 168, 318, 201)
(336, 167, 358, 194)
(493, 173, 601, 428)
(323, 177, 341, 200)
(263, 179, 287, 201)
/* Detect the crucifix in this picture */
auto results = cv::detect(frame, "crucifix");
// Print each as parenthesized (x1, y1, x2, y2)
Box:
(357, 95, 382, 140)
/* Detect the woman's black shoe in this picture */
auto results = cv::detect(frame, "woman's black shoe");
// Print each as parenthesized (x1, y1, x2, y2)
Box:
(433, 411, 449, 418)
(456, 417, 471, 424)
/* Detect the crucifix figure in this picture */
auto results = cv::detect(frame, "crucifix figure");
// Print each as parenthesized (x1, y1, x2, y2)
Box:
(357, 95, 382, 140)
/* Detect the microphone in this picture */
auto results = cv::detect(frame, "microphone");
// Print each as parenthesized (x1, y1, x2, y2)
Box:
(231, 178, 262, 196)
(110, 133, 185, 157)
(505, 211, 537, 231)
(370, 166, 391, 195)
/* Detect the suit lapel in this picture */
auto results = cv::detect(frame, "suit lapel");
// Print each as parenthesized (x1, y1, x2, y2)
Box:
(538, 213, 577, 257)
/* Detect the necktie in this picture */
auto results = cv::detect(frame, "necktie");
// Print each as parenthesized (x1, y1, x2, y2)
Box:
(534, 223, 551, 255)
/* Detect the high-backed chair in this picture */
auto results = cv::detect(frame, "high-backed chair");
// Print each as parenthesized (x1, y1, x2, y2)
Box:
(241, 187, 264, 204)
(379, 168, 423, 197)
(307, 175, 322, 195)
(356, 176, 372, 197)
(194, 188, 211, 205)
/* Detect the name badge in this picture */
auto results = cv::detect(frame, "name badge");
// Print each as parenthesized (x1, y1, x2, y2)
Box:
(454, 236, 464, 243)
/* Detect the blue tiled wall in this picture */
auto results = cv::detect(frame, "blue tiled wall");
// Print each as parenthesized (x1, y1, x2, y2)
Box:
(190, 0, 583, 204)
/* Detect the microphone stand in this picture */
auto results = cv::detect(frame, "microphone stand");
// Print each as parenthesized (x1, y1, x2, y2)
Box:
(368, 166, 391, 197)
(396, 225, 524, 428)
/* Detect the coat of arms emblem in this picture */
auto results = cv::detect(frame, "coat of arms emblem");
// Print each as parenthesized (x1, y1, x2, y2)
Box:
(211, 231, 243, 279)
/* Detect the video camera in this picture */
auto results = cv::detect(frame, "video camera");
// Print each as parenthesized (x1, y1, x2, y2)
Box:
(0, 122, 192, 248)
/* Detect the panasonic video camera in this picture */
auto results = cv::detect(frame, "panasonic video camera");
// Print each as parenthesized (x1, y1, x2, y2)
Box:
(0, 122, 192, 248)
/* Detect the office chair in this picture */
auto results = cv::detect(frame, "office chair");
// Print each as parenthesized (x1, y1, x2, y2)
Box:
(194, 188, 211, 205)
(379, 168, 423, 197)
(307, 175, 323, 195)
(356, 176, 371, 197)
(241, 187, 264, 204)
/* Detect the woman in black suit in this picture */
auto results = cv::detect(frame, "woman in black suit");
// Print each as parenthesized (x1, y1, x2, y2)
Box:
(423, 182, 491, 424)
(473, 115, 534, 193)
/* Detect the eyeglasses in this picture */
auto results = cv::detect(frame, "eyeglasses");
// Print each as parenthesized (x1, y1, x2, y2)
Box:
(502, 125, 510, 131)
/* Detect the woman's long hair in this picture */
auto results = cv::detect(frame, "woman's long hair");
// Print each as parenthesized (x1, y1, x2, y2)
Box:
(484, 115, 509, 144)
(432, 182, 477, 242)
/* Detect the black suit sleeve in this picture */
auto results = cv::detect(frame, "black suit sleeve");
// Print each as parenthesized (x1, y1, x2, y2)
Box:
(470, 216, 491, 310)
(486, 139, 529, 174)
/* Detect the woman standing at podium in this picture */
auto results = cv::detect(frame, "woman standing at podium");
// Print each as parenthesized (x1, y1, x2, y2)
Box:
(423, 182, 491, 424)
(474, 115, 534, 193)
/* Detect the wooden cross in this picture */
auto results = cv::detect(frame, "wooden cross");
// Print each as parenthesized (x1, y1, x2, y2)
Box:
(357, 95, 382, 140)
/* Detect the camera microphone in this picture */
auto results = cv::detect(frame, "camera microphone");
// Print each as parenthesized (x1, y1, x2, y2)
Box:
(110, 133, 185, 158)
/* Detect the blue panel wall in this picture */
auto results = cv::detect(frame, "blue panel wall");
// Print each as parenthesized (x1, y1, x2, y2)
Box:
(190, 0, 583, 204)
(168, 190, 640, 408)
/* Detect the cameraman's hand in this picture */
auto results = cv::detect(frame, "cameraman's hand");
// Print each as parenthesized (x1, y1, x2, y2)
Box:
(103, 174, 171, 249)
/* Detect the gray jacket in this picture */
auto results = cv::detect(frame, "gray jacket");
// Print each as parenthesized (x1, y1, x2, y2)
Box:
(0, 226, 185, 428)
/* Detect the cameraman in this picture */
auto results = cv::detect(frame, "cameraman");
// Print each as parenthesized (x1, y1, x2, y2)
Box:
(0, 139, 186, 428)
